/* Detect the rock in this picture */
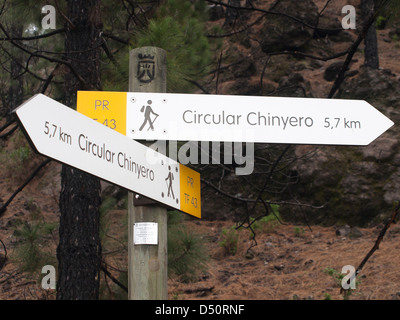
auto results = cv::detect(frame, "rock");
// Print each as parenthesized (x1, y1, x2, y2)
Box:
(337, 66, 400, 105)
(323, 60, 357, 82)
(335, 225, 351, 237)
(281, 65, 400, 227)
(309, 59, 323, 69)
(276, 72, 312, 97)
(349, 227, 363, 239)
(274, 264, 285, 271)
(335, 225, 363, 239)
(261, 0, 319, 53)
(245, 250, 255, 259)
(324, 61, 346, 81)
(304, 259, 314, 266)
(362, 137, 399, 161)
(389, 225, 400, 235)
(384, 168, 400, 204)
(391, 292, 400, 300)
(286, 143, 392, 226)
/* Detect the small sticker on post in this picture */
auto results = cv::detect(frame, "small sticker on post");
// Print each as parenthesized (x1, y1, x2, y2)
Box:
(134, 222, 158, 245)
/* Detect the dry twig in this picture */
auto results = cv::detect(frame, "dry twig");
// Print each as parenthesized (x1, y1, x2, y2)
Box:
(356, 202, 400, 276)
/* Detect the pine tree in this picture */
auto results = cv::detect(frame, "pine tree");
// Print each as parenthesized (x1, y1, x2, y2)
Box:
(362, 0, 379, 69)
(56, 0, 103, 300)
(362, 0, 400, 69)
(134, 0, 212, 92)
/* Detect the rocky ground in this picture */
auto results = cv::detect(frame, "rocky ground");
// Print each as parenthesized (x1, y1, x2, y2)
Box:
(168, 218, 400, 300)
(2, 193, 400, 300)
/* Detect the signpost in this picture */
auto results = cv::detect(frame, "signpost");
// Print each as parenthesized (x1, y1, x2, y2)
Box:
(13, 93, 201, 218)
(127, 47, 168, 301)
(77, 91, 394, 146)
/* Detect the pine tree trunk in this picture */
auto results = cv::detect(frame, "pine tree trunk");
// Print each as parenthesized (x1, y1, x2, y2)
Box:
(7, 24, 23, 119)
(4, 4, 23, 119)
(362, 0, 379, 69)
(56, 0, 103, 300)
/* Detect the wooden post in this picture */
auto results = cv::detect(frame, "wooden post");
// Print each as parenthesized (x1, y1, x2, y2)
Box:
(128, 47, 168, 300)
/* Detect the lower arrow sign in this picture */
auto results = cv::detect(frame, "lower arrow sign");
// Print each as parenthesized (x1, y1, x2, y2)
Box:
(13, 94, 201, 219)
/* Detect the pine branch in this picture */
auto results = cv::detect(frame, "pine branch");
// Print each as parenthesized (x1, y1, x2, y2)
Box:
(100, 263, 128, 293)
(0, 43, 62, 83)
(0, 28, 66, 41)
(206, 0, 342, 33)
(0, 159, 52, 217)
(102, 32, 129, 45)
(0, 23, 85, 85)
(356, 202, 400, 276)
(0, 124, 18, 140)
(0, 118, 16, 135)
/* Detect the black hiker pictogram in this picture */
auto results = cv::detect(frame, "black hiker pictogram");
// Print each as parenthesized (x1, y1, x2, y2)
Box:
(165, 166, 175, 199)
(139, 100, 159, 131)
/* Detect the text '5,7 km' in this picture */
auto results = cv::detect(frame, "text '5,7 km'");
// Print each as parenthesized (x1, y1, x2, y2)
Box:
(77, 91, 394, 146)
(13, 94, 201, 219)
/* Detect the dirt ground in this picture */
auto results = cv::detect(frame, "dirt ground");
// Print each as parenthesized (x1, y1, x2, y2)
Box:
(1, 174, 400, 301)
(168, 218, 400, 300)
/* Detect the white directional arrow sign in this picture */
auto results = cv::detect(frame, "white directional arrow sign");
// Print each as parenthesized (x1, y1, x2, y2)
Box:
(14, 94, 201, 218)
(77, 91, 394, 146)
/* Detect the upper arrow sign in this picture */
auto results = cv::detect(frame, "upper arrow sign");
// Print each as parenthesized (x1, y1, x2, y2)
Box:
(77, 91, 394, 146)
(14, 94, 201, 218)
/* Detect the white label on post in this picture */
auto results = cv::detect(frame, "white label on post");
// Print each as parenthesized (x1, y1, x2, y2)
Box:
(133, 222, 158, 245)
